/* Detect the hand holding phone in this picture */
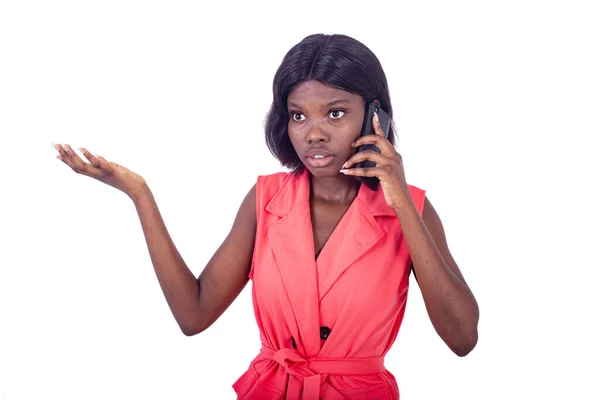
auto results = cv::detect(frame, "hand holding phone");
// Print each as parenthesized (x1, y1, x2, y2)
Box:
(353, 100, 392, 191)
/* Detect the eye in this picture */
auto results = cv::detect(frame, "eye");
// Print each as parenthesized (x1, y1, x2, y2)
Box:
(287, 111, 305, 122)
(329, 109, 346, 119)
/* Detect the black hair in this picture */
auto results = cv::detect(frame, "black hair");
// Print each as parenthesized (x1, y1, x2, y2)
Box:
(264, 33, 397, 173)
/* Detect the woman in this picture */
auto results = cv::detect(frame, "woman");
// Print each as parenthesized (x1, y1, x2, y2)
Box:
(53, 34, 479, 399)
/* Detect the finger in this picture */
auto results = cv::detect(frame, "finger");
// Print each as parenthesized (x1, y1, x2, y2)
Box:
(352, 134, 395, 156)
(372, 112, 385, 137)
(339, 166, 385, 177)
(78, 147, 102, 169)
(54, 144, 68, 164)
(62, 144, 92, 174)
(342, 150, 390, 169)
(53, 143, 68, 158)
(95, 156, 114, 175)
(78, 147, 113, 173)
(54, 143, 77, 169)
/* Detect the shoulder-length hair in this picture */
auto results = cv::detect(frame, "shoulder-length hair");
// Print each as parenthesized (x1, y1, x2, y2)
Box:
(264, 33, 397, 173)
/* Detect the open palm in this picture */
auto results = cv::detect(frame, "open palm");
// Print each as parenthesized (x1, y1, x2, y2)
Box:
(53, 143, 149, 200)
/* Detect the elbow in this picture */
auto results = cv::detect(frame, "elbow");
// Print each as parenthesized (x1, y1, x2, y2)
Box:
(450, 328, 478, 357)
(180, 320, 208, 337)
(451, 303, 480, 357)
(181, 326, 200, 337)
(179, 302, 211, 336)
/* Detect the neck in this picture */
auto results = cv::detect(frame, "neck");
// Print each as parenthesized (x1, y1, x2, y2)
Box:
(309, 173, 360, 204)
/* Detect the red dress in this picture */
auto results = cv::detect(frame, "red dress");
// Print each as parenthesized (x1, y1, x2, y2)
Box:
(233, 169, 426, 399)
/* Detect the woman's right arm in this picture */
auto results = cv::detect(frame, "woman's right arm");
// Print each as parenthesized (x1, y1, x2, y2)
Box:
(53, 143, 256, 337)
(131, 184, 256, 336)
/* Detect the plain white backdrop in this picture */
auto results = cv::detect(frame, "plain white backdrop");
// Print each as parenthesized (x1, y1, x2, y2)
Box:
(1, 0, 599, 399)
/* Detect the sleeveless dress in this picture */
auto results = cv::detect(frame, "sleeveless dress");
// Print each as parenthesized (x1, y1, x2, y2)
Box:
(233, 169, 426, 400)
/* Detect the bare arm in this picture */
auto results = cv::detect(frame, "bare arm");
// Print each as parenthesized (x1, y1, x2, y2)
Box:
(397, 195, 479, 356)
(131, 184, 256, 336)
(51, 144, 256, 336)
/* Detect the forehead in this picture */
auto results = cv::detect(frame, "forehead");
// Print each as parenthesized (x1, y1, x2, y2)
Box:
(287, 80, 363, 107)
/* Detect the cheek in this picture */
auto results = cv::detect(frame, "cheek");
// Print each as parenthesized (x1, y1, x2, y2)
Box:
(337, 120, 362, 141)
(287, 125, 302, 148)
(287, 122, 295, 137)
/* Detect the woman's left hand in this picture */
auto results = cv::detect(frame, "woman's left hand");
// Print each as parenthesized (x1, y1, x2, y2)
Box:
(340, 113, 410, 210)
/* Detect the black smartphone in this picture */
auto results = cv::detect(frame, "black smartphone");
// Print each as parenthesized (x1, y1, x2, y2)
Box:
(353, 100, 392, 191)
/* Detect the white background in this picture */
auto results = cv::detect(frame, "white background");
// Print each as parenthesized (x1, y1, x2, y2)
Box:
(1, 0, 599, 399)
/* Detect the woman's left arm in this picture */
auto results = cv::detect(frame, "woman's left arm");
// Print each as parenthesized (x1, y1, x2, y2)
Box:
(341, 112, 479, 356)
(393, 193, 479, 356)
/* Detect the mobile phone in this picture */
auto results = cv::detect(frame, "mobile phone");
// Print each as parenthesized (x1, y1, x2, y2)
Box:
(353, 100, 392, 191)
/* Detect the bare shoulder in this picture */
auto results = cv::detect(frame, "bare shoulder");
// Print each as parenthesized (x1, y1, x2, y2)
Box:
(228, 183, 257, 240)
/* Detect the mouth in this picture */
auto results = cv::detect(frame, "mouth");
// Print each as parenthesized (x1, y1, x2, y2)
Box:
(305, 154, 335, 168)
(304, 148, 335, 168)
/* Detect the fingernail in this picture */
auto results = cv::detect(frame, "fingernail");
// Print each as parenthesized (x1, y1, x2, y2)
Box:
(373, 112, 380, 122)
(51, 142, 57, 150)
(61, 144, 68, 151)
(340, 169, 348, 173)
(342, 161, 348, 168)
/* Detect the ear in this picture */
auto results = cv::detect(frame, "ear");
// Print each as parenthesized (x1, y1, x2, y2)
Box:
(373, 99, 381, 107)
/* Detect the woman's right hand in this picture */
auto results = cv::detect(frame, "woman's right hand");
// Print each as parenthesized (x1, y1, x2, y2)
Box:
(53, 143, 150, 201)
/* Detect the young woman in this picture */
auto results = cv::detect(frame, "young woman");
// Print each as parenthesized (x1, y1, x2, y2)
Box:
(53, 33, 479, 400)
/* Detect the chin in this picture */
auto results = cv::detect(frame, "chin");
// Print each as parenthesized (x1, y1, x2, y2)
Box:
(303, 164, 341, 178)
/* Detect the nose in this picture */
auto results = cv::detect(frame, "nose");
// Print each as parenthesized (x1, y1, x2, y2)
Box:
(305, 121, 330, 144)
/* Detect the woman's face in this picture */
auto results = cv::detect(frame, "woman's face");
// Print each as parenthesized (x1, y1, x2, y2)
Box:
(287, 80, 366, 178)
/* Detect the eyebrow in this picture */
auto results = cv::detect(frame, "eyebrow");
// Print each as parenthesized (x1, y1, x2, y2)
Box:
(288, 99, 352, 109)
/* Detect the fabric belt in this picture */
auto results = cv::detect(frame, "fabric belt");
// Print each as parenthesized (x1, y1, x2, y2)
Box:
(259, 346, 385, 400)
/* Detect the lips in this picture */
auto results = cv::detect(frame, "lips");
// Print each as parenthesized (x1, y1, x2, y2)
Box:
(304, 148, 335, 168)
(305, 148, 334, 158)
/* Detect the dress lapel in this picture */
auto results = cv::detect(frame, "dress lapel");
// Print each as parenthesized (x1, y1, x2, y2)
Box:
(264, 170, 397, 355)
(315, 182, 396, 301)
(266, 170, 321, 357)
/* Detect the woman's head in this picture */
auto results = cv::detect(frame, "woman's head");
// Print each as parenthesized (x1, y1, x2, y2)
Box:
(265, 33, 396, 176)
